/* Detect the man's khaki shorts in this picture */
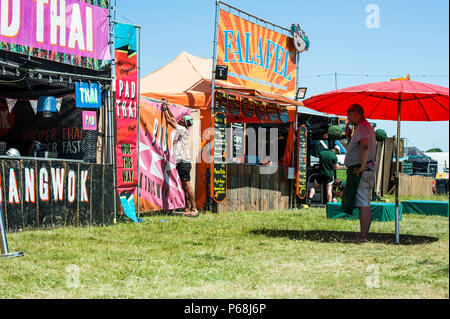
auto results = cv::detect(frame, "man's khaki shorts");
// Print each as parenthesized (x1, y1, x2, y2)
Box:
(355, 170, 375, 207)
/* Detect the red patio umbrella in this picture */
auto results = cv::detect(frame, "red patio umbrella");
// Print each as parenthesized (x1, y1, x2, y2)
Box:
(302, 79, 449, 244)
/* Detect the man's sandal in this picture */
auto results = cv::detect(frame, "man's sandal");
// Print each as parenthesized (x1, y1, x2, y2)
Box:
(182, 211, 199, 217)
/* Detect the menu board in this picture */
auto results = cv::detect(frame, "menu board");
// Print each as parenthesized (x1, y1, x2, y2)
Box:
(255, 100, 267, 120)
(296, 125, 308, 199)
(215, 92, 228, 113)
(211, 112, 227, 202)
(242, 98, 255, 118)
(267, 103, 278, 121)
(231, 123, 245, 163)
(228, 95, 241, 116)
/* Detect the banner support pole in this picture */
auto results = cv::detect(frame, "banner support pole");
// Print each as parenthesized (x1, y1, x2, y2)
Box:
(208, 0, 220, 211)
(0, 205, 24, 259)
(136, 26, 141, 220)
(109, 0, 117, 223)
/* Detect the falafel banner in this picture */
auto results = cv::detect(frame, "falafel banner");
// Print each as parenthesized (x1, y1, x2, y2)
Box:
(217, 9, 297, 98)
(138, 98, 191, 211)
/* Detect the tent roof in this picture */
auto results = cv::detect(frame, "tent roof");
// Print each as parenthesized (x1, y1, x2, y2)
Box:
(140, 51, 303, 110)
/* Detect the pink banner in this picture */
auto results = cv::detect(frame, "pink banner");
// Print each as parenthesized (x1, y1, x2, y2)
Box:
(0, 0, 110, 61)
(82, 111, 97, 130)
(138, 98, 191, 211)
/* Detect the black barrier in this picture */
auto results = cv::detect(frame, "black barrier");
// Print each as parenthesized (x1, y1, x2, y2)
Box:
(0, 159, 114, 232)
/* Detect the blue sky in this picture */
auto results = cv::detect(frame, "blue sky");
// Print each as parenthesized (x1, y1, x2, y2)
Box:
(115, 0, 449, 151)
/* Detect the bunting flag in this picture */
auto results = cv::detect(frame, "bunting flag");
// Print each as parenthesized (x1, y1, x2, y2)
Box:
(29, 100, 38, 114)
(5, 99, 17, 113)
(1, 97, 62, 114)
(56, 98, 63, 112)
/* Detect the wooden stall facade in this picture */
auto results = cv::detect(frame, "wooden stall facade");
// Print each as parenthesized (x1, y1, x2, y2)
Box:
(216, 164, 292, 213)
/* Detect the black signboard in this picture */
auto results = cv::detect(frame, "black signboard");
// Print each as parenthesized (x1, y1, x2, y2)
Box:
(215, 65, 228, 80)
(211, 112, 227, 202)
(0, 159, 114, 232)
(228, 95, 241, 116)
(242, 98, 255, 118)
(231, 123, 245, 163)
(267, 103, 278, 121)
(255, 100, 266, 120)
(297, 125, 307, 199)
(215, 92, 228, 113)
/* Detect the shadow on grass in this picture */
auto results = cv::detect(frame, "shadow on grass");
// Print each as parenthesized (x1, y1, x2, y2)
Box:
(250, 229, 439, 245)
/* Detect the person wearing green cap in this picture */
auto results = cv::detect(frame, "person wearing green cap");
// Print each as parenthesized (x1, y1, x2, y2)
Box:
(307, 145, 341, 204)
(162, 100, 198, 217)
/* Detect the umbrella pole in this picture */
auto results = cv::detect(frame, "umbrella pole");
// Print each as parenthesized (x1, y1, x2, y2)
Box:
(395, 97, 401, 245)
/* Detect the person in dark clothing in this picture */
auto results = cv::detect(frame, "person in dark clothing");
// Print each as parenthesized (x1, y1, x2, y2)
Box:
(308, 145, 341, 203)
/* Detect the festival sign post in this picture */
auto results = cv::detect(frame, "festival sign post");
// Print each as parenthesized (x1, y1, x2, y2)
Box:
(290, 24, 310, 205)
(113, 22, 141, 223)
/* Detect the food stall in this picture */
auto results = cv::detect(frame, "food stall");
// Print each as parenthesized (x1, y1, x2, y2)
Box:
(141, 2, 309, 212)
(0, 0, 115, 231)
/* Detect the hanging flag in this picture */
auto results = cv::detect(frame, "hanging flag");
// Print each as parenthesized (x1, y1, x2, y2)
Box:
(5, 99, 17, 113)
(114, 22, 139, 221)
(56, 98, 63, 112)
(119, 192, 141, 223)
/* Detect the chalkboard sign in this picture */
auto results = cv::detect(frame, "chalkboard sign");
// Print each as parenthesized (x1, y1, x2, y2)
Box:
(228, 95, 241, 116)
(267, 103, 278, 121)
(279, 107, 289, 123)
(232, 123, 245, 163)
(215, 92, 228, 113)
(255, 100, 266, 120)
(296, 125, 308, 199)
(242, 98, 255, 118)
(211, 112, 227, 202)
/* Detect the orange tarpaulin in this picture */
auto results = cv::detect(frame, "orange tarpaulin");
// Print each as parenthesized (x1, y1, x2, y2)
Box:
(140, 52, 303, 110)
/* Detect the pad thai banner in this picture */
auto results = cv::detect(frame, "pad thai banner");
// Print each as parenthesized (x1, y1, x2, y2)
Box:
(138, 98, 191, 211)
(0, 0, 111, 61)
(115, 23, 138, 196)
(217, 9, 297, 98)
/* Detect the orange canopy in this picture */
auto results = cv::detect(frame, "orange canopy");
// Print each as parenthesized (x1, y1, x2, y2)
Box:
(140, 52, 303, 110)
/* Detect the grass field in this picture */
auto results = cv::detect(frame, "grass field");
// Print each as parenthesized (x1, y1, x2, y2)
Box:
(1, 196, 448, 299)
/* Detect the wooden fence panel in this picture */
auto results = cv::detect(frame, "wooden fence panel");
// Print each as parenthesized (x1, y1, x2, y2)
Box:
(399, 173, 433, 196)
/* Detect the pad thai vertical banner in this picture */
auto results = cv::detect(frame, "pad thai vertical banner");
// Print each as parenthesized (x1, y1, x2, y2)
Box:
(217, 9, 297, 98)
(114, 23, 139, 204)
